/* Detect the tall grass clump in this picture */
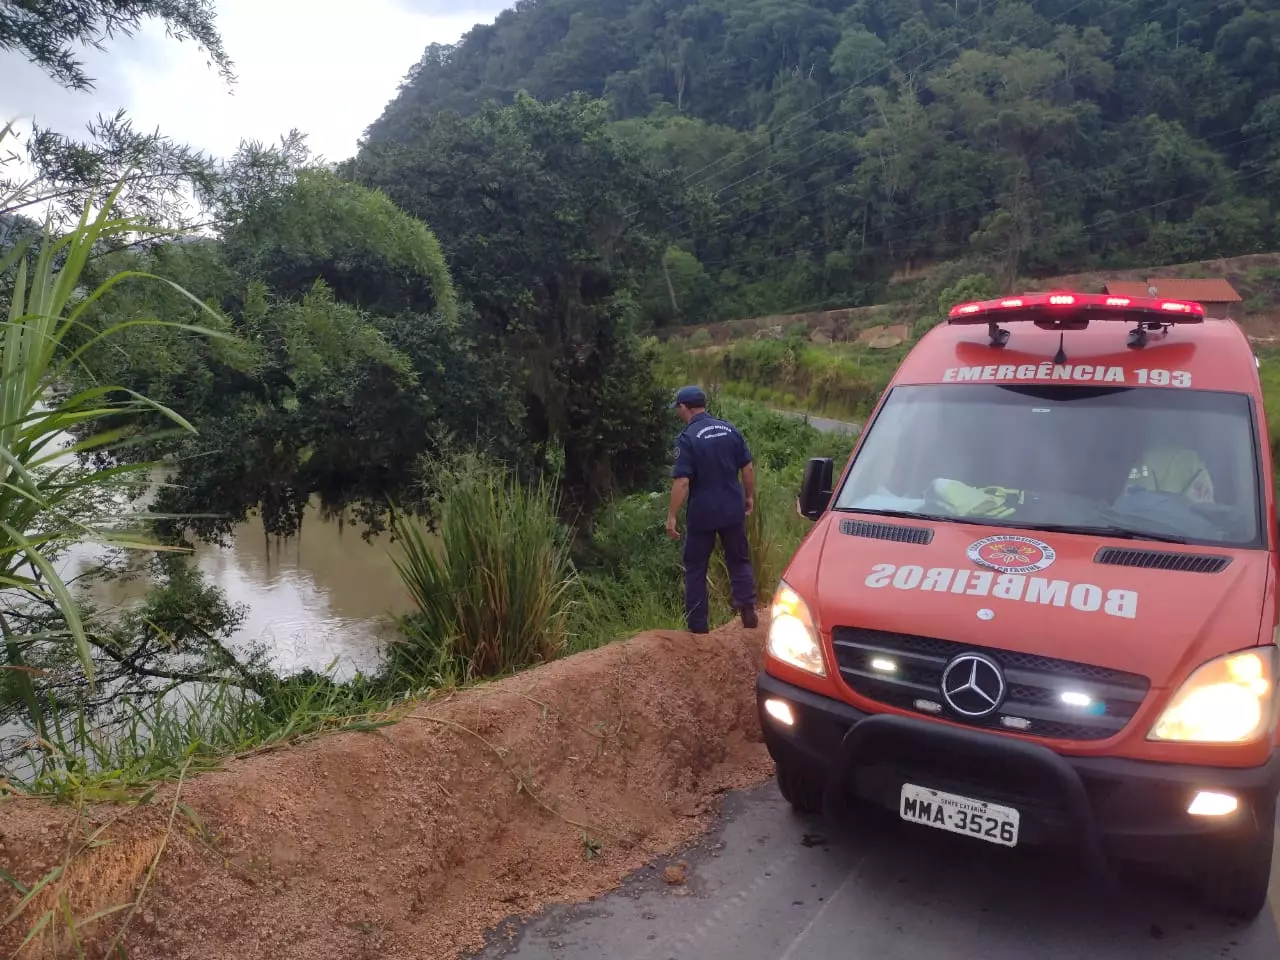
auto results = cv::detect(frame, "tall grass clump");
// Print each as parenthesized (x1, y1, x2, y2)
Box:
(389, 457, 576, 682)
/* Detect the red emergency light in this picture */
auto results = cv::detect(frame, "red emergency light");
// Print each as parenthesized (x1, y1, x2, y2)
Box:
(948, 291, 1204, 323)
(946, 291, 1205, 349)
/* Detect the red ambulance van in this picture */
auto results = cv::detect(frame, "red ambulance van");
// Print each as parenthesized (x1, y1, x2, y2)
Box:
(758, 291, 1279, 919)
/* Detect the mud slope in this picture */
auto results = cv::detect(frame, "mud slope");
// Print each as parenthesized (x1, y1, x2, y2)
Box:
(0, 623, 774, 960)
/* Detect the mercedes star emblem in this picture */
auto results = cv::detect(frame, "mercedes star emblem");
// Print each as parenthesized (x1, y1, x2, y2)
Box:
(940, 653, 1006, 717)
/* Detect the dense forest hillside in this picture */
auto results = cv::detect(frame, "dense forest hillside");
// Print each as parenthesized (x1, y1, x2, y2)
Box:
(363, 0, 1280, 326)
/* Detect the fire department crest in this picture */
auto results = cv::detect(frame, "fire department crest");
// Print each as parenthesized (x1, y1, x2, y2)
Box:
(966, 535, 1056, 575)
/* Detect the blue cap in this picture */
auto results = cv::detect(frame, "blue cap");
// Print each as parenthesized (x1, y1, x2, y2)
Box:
(672, 385, 707, 408)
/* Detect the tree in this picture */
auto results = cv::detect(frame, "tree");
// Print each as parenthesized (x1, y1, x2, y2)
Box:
(356, 93, 686, 515)
(360, 0, 1280, 319)
(77, 259, 460, 541)
(1, 112, 218, 236)
(0, 0, 234, 91)
(72, 165, 499, 540)
(221, 165, 458, 320)
(937, 273, 998, 316)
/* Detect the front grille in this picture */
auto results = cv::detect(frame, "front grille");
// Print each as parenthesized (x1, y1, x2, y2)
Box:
(831, 627, 1150, 741)
(1094, 547, 1230, 573)
(839, 519, 934, 545)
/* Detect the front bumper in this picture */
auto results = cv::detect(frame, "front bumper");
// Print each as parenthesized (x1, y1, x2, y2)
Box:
(757, 671, 1280, 877)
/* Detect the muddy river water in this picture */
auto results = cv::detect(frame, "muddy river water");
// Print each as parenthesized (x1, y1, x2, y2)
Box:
(61, 503, 415, 679)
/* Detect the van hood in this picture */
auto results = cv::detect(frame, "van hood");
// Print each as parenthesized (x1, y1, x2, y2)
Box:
(810, 516, 1269, 689)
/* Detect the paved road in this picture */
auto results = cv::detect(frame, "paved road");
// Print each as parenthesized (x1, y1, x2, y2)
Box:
(476, 783, 1280, 960)
(769, 409, 860, 436)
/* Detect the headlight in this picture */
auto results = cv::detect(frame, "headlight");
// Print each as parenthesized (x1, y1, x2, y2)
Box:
(767, 581, 826, 677)
(1148, 646, 1277, 744)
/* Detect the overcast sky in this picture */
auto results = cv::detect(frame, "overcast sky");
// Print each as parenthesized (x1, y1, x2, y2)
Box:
(1, 0, 510, 164)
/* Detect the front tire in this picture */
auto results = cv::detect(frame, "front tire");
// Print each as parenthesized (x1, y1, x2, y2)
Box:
(1197, 830, 1274, 920)
(775, 757, 825, 814)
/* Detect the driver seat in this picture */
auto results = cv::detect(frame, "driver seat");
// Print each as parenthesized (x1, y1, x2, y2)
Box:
(1126, 444, 1215, 504)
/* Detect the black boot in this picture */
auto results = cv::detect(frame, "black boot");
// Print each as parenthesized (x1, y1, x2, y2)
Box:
(740, 605, 759, 629)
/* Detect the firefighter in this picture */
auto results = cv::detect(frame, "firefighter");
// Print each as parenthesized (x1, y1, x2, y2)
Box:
(665, 385, 759, 634)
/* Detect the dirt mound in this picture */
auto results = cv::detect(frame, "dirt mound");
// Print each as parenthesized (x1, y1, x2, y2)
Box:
(856, 323, 911, 348)
(0, 623, 775, 960)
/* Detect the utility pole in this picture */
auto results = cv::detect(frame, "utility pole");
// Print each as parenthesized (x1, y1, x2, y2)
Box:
(662, 255, 681, 320)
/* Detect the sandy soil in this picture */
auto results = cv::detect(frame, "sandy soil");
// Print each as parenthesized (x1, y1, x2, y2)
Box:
(0, 622, 775, 960)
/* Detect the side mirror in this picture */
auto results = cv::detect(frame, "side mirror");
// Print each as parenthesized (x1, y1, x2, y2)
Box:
(798, 457, 834, 521)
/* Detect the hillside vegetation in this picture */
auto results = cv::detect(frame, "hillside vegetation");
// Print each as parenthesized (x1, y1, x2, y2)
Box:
(366, 0, 1280, 326)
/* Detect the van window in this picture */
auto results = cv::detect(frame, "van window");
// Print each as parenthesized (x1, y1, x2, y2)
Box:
(833, 384, 1263, 547)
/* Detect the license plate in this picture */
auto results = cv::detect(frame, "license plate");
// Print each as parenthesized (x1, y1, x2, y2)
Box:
(899, 783, 1020, 847)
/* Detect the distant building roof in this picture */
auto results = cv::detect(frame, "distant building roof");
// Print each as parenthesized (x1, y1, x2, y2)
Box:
(1103, 281, 1152, 299)
(1140, 278, 1241, 303)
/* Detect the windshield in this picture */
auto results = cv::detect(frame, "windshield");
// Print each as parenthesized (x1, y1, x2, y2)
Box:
(833, 384, 1263, 547)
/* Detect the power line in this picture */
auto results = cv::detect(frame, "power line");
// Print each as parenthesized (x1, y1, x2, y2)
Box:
(685, 123, 1274, 273)
(633, 0, 1199, 237)
(621, 0, 1024, 221)
(688, 145, 1276, 274)
(662, 0, 1250, 261)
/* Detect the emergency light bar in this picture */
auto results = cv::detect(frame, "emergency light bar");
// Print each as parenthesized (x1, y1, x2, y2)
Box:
(947, 291, 1205, 349)
(948, 291, 1205, 323)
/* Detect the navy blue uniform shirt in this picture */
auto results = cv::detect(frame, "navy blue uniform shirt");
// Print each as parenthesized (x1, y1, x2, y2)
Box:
(672, 412, 753, 532)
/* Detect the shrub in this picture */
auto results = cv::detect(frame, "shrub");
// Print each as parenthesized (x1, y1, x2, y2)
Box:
(389, 457, 575, 682)
(689, 328, 713, 348)
(936, 274, 998, 317)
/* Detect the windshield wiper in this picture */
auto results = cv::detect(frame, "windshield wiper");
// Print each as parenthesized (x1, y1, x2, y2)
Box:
(990, 520, 1188, 544)
(841, 510, 1190, 543)
(841, 508, 972, 525)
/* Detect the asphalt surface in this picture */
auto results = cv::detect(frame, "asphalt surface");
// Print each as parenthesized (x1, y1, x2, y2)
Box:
(768, 409, 860, 435)
(475, 783, 1280, 960)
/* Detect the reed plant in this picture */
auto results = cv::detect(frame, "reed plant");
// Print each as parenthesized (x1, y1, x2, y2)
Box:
(389, 456, 576, 682)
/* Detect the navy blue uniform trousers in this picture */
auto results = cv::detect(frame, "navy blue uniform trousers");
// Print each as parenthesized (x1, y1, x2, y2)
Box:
(683, 520, 756, 633)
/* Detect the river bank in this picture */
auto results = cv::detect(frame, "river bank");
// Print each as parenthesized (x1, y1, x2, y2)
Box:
(0, 620, 772, 960)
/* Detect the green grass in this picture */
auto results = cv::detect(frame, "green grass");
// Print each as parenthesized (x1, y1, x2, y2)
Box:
(1256, 349, 1280, 473)
(567, 399, 856, 648)
(660, 337, 907, 421)
(20, 673, 403, 800)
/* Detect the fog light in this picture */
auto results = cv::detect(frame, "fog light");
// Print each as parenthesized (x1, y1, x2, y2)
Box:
(1061, 691, 1092, 708)
(764, 698, 795, 726)
(1188, 790, 1238, 817)
(871, 657, 898, 673)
